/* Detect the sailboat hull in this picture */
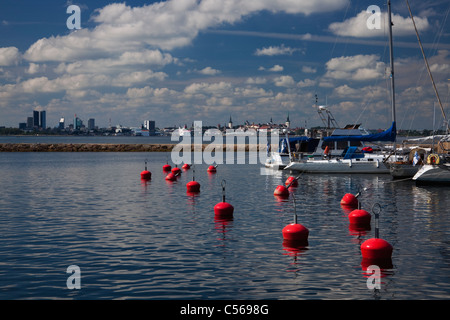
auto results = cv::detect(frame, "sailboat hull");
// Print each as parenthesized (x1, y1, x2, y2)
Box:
(285, 158, 389, 174)
(387, 162, 421, 178)
(412, 164, 450, 184)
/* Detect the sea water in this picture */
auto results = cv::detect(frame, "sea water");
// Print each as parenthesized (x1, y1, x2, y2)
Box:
(0, 151, 449, 300)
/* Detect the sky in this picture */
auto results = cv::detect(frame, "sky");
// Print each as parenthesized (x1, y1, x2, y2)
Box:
(0, 0, 449, 130)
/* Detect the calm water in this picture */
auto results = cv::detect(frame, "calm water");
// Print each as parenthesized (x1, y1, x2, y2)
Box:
(0, 151, 449, 300)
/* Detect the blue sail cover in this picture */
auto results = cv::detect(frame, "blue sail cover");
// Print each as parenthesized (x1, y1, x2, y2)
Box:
(279, 136, 311, 153)
(323, 122, 396, 142)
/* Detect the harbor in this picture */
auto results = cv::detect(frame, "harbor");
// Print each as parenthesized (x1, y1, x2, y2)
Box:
(0, 151, 449, 300)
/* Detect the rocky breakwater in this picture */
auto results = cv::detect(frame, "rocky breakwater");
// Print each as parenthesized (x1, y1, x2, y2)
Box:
(0, 143, 176, 152)
(0, 143, 267, 152)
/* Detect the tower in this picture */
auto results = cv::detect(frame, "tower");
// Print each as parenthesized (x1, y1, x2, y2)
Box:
(40, 110, 46, 129)
(285, 112, 290, 128)
(33, 110, 39, 128)
(228, 115, 233, 129)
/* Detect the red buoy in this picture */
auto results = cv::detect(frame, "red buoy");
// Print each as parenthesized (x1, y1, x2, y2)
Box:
(341, 193, 358, 207)
(140, 160, 151, 180)
(214, 180, 233, 218)
(285, 176, 298, 188)
(163, 164, 172, 172)
(281, 194, 309, 247)
(187, 180, 200, 193)
(360, 203, 393, 261)
(214, 202, 234, 218)
(172, 167, 181, 175)
(165, 172, 176, 181)
(274, 185, 289, 197)
(207, 165, 217, 173)
(141, 170, 151, 180)
(182, 163, 190, 170)
(361, 238, 393, 260)
(349, 209, 371, 226)
(282, 223, 309, 243)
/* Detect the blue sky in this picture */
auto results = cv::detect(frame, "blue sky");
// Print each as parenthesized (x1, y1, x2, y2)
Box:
(0, 0, 449, 130)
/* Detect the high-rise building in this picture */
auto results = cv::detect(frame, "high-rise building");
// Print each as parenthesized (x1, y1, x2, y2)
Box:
(88, 118, 95, 130)
(27, 117, 33, 129)
(40, 110, 46, 129)
(32, 110, 46, 129)
(74, 116, 83, 130)
(144, 120, 155, 134)
(33, 110, 40, 128)
(59, 117, 65, 130)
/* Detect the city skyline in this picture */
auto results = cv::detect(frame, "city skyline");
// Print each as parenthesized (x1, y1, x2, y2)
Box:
(1, 1, 449, 130)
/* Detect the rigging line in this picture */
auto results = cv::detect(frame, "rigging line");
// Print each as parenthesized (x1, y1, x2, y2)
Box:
(426, 3, 449, 59)
(405, 0, 449, 133)
(352, 6, 392, 130)
(313, 0, 352, 102)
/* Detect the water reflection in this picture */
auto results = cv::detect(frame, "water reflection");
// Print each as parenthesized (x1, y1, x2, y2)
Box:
(214, 216, 234, 246)
(360, 258, 395, 299)
(282, 240, 309, 274)
(140, 179, 151, 194)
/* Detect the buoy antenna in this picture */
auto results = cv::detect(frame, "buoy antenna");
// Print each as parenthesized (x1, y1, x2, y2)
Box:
(192, 166, 195, 181)
(372, 203, 382, 239)
(145, 159, 148, 171)
(292, 193, 297, 224)
(221, 179, 226, 202)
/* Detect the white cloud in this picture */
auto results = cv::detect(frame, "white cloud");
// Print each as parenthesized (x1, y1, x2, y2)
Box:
(246, 77, 267, 84)
(302, 66, 317, 73)
(0, 47, 21, 66)
(429, 63, 450, 73)
(197, 67, 221, 75)
(269, 65, 284, 72)
(297, 79, 316, 87)
(274, 75, 295, 87)
(255, 44, 299, 56)
(23, 0, 349, 63)
(324, 54, 385, 81)
(328, 10, 430, 38)
(26, 63, 47, 75)
(184, 81, 233, 95)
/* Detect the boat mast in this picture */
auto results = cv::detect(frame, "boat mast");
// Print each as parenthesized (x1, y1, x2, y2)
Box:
(387, 0, 397, 151)
(405, 0, 449, 134)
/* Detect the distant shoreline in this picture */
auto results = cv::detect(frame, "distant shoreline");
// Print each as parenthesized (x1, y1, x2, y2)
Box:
(0, 143, 267, 152)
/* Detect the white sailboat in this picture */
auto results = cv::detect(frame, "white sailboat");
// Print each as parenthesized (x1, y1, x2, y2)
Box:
(412, 137, 450, 184)
(284, 1, 399, 174)
(406, 0, 450, 184)
(283, 122, 396, 173)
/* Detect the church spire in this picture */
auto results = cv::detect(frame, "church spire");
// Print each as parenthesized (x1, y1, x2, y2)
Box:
(285, 112, 290, 128)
